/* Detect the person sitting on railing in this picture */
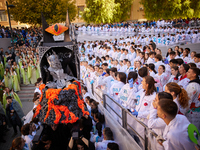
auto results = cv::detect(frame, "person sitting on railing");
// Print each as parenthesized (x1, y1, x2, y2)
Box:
(148, 92, 173, 150)
(95, 127, 116, 150)
(156, 99, 196, 150)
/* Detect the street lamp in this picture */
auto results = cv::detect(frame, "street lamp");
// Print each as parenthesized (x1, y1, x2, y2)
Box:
(6, 1, 15, 46)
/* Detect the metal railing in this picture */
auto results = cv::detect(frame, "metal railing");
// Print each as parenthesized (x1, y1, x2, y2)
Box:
(89, 80, 158, 150)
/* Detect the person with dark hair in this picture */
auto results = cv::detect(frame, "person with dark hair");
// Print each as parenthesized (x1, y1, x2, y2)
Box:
(6, 96, 24, 136)
(34, 81, 41, 94)
(10, 137, 28, 150)
(169, 59, 178, 68)
(181, 49, 190, 63)
(99, 69, 114, 95)
(21, 123, 34, 145)
(130, 76, 156, 138)
(154, 54, 164, 72)
(157, 99, 196, 150)
(137, 67, 149, 91)
(146, 52, 155, 64)
(82, 86, 90, 101)
(107, 143, 119, 150)
(32, 134, 52, 150)
(110, 72, 126, 101)
(165, 82, 189, 115)
(68, 133, 95, 150)
(90, 112, 105, 143)
(194, 53, 200, 68)
(188, 62, 197, 68)
(96, 127, 115, 150)
(148, 63, 157, 77)
(176, 58, 184, 66)
(186, 67, 200, 129)
(177, 64, 190, 89)
(148, 92, 173, 150)
(119, 71, 138, 108)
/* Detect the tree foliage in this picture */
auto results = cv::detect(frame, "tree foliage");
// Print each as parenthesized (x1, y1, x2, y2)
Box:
(114, 0, 134, 21)
(7, 0, 77, 25)
(82, 0, 120, 24)
(140, 0, 199, 20)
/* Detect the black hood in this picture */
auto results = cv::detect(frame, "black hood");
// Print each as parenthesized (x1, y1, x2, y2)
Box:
(189, 78, 200, 85)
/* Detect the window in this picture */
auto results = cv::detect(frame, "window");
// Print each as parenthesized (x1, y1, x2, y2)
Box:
(0, 10, 7, 21)
(78, 6, 84, 18)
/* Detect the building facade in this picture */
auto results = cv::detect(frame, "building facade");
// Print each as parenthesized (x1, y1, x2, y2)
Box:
(0, 0, 146, 27)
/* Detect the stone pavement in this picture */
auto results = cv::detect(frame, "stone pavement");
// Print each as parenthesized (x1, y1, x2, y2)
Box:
(0, 93, 34, 150)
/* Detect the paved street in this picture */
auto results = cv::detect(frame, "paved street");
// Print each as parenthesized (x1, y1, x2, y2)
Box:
(1, 34, 200, 150)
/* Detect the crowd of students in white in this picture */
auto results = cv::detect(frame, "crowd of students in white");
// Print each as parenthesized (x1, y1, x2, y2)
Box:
(78, 22, 200, 46)
(80, 38, 200, 150)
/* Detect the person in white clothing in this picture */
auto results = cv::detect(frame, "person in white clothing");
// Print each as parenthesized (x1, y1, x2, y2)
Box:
(165, 82, 190, 115)
(148, 63, 157, 78)
(148, 92, 173, 150)
(146, 52, 155, 64)
(154, 54, 165, 72)
(100, 69, 115, 94)
(34, 82, 41, 95)
(131, 76, 157, 125)
(194, 53, 200, 68)
(185, 67, 200, 129)
(156, 99, 196, 150)
(96, 127, 116, 150)
(119, 72, 138, 107)
(21, 123, 34, 145)
(177, 64, 190, 89)
(82, 86, 90, 102)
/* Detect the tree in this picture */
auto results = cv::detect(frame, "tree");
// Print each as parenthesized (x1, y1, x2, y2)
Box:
(140, 0, 197, 20)
(82, 0, 120, 24)
(7, 0, 77, 25)
(114, 0, 134, 21)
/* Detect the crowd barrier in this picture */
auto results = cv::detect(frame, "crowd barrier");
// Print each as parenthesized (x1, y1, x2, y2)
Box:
(85, 78, 159, 150)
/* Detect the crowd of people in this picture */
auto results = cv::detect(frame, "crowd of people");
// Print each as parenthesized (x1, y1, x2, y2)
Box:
(0, 19, 199, 150)
(79, 37, 200, 149)
(77, 19, 200, 46)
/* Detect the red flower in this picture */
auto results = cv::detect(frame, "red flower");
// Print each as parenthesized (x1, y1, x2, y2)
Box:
(115, 93, 119, 95)
(144, 102, 148, 106)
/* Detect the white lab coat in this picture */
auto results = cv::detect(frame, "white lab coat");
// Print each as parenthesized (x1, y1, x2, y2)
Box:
(118, 83, 137, 107)
(146, 57, 155, 64)
(109, 81, 125, 121)
(136, 91, 156, 124)
(162, 115, 196, 150)
(148, 109, 165, 150)
(185, 80, 200, 129)
(155, 61, 165, 72)
(177, 75, 190, 90)
(101, 76, 114, 94)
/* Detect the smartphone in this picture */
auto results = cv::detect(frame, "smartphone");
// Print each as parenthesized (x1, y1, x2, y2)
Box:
(72, 132, 79, 140)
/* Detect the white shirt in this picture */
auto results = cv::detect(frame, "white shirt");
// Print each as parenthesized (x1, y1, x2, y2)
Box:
(110, 81, 125, 103)
(155, 61, 165, 72)
(162, 115, 196, 150)
(146, 57, 155, 64)
(34, 87, 41, 95)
